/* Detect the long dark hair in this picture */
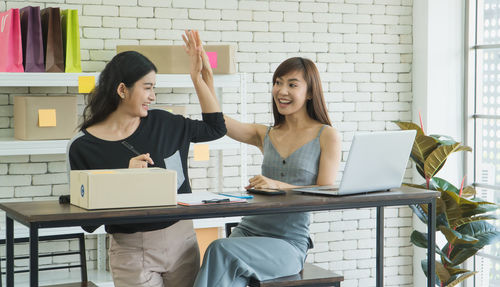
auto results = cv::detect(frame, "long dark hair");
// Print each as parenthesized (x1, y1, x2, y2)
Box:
(80, 51, 157, 129)
(272, 57, 331, 127)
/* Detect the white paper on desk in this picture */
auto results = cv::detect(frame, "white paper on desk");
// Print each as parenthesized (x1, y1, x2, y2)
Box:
(177, 191, 246, 206)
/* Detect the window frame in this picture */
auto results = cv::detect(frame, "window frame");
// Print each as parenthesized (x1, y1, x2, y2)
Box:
(465, 0, 500, 286)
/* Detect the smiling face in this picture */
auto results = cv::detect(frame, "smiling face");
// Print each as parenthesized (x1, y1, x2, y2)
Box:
(272, 70, 309, 116)
(120, 70, 156, 117)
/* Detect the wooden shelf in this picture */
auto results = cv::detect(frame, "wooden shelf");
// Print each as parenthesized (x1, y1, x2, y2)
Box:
(0, 72, 242, 88)
(0, 72, 248, 188)
(0, 136, 240, 156)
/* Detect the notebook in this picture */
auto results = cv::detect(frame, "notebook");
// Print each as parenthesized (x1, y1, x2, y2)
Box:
(293, 130, 416, 196)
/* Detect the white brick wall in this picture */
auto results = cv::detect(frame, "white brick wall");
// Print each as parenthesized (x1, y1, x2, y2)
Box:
(0, 0, 414, 286)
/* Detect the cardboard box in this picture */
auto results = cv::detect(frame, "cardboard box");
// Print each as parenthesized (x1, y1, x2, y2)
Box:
(152, 105, 186, 116)
(70, 168, 177, 210)
(116, 45, 236, 74)
(14, 96, 78, 140)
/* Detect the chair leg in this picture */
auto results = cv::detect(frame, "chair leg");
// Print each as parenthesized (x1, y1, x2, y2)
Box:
(78, 233, 88, 282)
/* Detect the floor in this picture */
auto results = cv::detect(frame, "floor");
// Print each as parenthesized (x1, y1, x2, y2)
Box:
(1, 269, 114, 287)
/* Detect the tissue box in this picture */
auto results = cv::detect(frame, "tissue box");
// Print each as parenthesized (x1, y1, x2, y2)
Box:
(14, 96, 77, 140)
(70, 168, 177, 210)
(116, 45, 236, 74)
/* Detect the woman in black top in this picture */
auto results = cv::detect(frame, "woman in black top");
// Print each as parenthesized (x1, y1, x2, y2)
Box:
(67, 30, 225, 287)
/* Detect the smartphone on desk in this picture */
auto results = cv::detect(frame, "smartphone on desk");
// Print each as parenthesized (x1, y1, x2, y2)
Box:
(246, 188, 286, 195)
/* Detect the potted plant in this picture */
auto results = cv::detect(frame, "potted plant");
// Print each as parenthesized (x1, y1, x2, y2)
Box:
(395, 121, 500, 286)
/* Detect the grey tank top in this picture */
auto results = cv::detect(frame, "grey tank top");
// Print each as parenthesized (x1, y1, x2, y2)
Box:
(233, 125, 325, 252)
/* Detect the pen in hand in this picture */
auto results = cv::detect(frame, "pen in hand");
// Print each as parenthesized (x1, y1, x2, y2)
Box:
(121, 141, 154, 167)
(121, 141, 141, 156)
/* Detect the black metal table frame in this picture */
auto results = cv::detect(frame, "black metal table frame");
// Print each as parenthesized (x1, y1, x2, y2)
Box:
(3, 196, 436, 287)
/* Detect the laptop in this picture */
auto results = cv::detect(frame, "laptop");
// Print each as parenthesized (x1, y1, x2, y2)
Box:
(293, 130, 416, 196)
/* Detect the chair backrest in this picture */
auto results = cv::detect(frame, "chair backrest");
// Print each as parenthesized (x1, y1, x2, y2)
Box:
(225, 222, 239, 237)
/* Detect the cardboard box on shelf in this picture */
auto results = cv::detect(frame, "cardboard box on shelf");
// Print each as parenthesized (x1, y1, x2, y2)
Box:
(116, 45, 236, 74)
(70, 168, 177, 210)
(14, 96, 78, 140)
(152, 105, 186, 116)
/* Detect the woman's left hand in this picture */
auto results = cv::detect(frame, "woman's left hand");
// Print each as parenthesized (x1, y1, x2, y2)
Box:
(245, 175, 280, 189)
(182, 30, 202, 79)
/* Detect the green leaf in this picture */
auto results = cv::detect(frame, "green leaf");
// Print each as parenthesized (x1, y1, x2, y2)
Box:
(461, 186, 476, 198)
(409, 204, 428, 224)
(429, 134, 458, 146)
(410, 230, 429, 249)
(421, 259, 442, 286)
(427, 135, 472, 152)
(445, 266, 470, 276)
(455, 221, 500, 246)
(424, 143, 461, 179)
(435, 261, 451, 284)
(456, 145, 472, 152)
(436, 212, 451, 229)
(416, 197, 449, 227)
(439, 190, 493, 227)
(411, 135, 439, 173)
(462, 201, 499, 217)
(447, 221, 500, 265)
(411, 230, 451, 262)
(430, 177, 459, 194)
(445, 271, 477, 287)
(403, 182, 428, 189)
(447, 247, 479, 267)
(394, 121, 425, 136)
(451, 215, 498, 229)
(438, 226, 479, 245)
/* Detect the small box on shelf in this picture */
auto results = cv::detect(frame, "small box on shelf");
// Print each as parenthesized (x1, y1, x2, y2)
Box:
(152, 105, 186, 116)
(14, 96, 78, 140)
(116, 45, 236, 74)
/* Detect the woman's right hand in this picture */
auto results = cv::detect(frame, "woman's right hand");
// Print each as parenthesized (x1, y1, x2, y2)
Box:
(129, 153, 154, 168)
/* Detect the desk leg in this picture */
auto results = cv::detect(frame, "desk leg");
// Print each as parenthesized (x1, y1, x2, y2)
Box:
(5, 216, 13, 287)
(376, 206, 384, 287)
(29, 226, 38, 287)
(427, 199, 436, 287)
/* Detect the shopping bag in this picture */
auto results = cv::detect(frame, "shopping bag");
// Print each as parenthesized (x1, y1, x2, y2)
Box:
(61, 9, 81, 73)
(20, 6, 44, 72)
(0, 9, 24, 72)
(41, 7, 64, 72)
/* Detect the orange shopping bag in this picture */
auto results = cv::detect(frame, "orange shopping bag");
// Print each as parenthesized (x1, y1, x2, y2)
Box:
(0, 8, 24, 72)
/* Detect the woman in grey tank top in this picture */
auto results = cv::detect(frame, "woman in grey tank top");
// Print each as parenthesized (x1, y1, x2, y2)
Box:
(193, 57, 341, 287)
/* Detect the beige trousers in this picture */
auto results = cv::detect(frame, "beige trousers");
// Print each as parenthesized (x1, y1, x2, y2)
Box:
(109, 220, 200, 287)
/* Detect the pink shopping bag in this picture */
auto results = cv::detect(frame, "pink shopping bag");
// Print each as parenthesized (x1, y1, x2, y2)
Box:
(0, 8, 24, 72)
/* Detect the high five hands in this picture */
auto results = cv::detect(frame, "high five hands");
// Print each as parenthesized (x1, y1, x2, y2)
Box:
(182, 29, 216, 98)
(182, 30, 204, 79)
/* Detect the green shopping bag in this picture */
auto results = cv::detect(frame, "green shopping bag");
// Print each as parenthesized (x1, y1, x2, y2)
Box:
(61, 9, 81, 73)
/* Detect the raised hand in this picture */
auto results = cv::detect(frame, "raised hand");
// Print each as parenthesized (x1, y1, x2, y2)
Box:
(197, 38, 216, 98)
(182, 30, 220, 113)
(182, 30, 203, 79)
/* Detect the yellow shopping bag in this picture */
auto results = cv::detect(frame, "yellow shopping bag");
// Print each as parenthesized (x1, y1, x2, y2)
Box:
(61, 9, 81, 73)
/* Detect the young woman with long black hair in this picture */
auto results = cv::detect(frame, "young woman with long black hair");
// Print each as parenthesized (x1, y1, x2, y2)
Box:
(67, 30, 225, 287)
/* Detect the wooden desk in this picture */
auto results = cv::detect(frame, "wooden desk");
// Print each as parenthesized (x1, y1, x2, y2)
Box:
(0, 186, 438, 287)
